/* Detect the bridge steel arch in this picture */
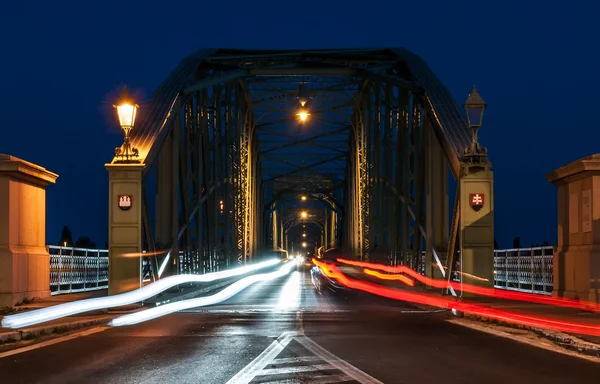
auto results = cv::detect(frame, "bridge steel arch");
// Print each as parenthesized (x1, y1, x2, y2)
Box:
(105, 48, 493, 295)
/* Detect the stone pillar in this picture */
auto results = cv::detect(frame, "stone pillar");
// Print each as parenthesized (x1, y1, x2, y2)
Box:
(546, 154, 600, 303)
(0, 155, 58, 306)
(460, 163, 495, 289)
(105, 163, 145, 295)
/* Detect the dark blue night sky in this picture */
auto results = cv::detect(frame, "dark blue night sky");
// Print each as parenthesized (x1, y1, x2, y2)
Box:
(1, 1, 598, 249)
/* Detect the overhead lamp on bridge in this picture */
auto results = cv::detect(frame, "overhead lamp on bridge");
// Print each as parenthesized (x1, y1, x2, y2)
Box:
(296, 83, 311, 107)
(297, 108, 310, 123)
(300, 211, 308, 219)
(463, 85, 488, 160)
(113, 86, 140, 163)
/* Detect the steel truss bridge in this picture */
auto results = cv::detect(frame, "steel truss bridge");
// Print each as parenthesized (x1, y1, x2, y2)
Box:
(108, 48, 485, 283)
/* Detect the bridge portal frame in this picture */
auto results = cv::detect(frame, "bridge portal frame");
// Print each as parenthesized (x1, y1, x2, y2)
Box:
(105, 48, 494, 295)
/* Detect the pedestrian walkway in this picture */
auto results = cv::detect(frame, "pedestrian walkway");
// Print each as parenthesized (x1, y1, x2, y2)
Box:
(0, 290, 140, 345)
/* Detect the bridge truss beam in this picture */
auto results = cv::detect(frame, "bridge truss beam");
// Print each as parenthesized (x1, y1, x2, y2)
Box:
(145, 79, 261, 278)
(342, 78, 449, 277)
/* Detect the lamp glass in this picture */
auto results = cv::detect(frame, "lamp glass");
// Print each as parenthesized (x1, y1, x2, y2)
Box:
(117, 104, 137, 129)
(465, 105, 484, 127)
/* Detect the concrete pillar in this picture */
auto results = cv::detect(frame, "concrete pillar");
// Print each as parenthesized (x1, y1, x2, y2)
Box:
(0, 155, 58, 306)
(105, 163, 145, 295)
(460, 164, 495, 289)
(547, 154, 600, 303)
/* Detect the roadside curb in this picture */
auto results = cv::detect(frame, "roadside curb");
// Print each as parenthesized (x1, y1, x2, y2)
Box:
(0, 277, 239, 346)
(0, 315, 116, 345)
(461, 313, 600, 358)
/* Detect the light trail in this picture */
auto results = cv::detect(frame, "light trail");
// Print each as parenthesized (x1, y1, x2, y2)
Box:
(337, 258, 600, 313)
(110, 262, 295, 327)
(314, 259, 600, 337)
(363, 268, 415, 286)
(2, 259, 281, 329)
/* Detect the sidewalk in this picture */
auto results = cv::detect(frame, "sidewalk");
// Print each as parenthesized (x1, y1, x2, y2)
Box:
(0, 277, 243, 346)
(339, 266, 600, 357)
(0, 290, 141, 345)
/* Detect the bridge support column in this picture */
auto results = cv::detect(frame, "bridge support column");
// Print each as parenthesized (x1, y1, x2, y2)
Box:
(105, 163, 145, 295)
(547, 154, 600, 303)
(0, 155, 57, 306)
(459, 164, 495, 290)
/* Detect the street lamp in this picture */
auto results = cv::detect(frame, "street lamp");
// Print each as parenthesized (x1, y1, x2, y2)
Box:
(302, 242, 307, 248)
(302, 233, 307, 238)
(300, 211, 308, 219)
(297, 108, 310, 122)
(463, 85, 487, 160)
(114, 87, 140, 162)
(300, 195, 307, 201)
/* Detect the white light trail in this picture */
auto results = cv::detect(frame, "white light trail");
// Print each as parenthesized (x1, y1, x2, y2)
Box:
(109, 262, 295, 327)
(277, 271, 301, 310)
(2, 259, 281, 329)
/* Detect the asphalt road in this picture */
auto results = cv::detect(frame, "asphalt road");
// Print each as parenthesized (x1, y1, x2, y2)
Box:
(0, 265, 597, 384)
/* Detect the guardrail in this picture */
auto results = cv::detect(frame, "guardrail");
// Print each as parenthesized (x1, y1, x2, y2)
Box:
(47, 245, 556, 296)
(370, 246, 555, 296)
(49, 245, 109, 295)
(493, 246, 554, 295)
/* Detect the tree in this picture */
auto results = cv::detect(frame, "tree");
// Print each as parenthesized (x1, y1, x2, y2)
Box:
(74, 236, 96, 249)
(512, 236, 521, 249)
(60, 225, 74, 246)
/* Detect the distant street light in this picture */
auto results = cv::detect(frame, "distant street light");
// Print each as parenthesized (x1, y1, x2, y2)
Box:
(114, 87, 140, 162)
(463, 85, 487, 159)
(297, 109, 310, 122)
(302, 242, 307, 248)
(300, 195, 307, 201)
(302, 233, 306, 238)
(300, 211, 308, 219)
(297, 83, 311, 107)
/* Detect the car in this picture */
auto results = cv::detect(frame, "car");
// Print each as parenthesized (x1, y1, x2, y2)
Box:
(310, 260, 348, 294)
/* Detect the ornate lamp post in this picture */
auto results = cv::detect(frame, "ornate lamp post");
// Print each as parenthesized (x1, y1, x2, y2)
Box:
(463, 85, 487, 162)
(114, 87, 140, 163)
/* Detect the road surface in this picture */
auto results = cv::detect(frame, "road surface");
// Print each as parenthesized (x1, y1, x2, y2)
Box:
(0, 266, 597, 383)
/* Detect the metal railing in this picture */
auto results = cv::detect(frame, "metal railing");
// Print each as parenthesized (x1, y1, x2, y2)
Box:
(46, 245, 555, 296)
(49, 245, 109, 295)
(493, 246, 554, 295)
(375, 246, 555, 296)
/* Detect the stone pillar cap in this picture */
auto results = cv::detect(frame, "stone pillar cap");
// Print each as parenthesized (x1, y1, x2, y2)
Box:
(546, 154, 600, 185)
(0, 154, 58, 186)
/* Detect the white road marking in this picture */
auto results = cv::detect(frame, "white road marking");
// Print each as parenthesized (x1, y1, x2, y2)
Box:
(259, 363, 335, 376)
(296, 311, 305, 335)
(227, 327, 383, 384)
(226, 331, 296, 384)
(271, 356, 321, 364)
(0, 326, 108, 359)
(295, 336, 384, 384)
(268, 373, 355, 384)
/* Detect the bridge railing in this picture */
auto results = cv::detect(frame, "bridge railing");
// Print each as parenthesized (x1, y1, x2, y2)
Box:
(493, 246, 554, 295)
(49, 245, 109, 295)
(385, 246, 555, 296)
